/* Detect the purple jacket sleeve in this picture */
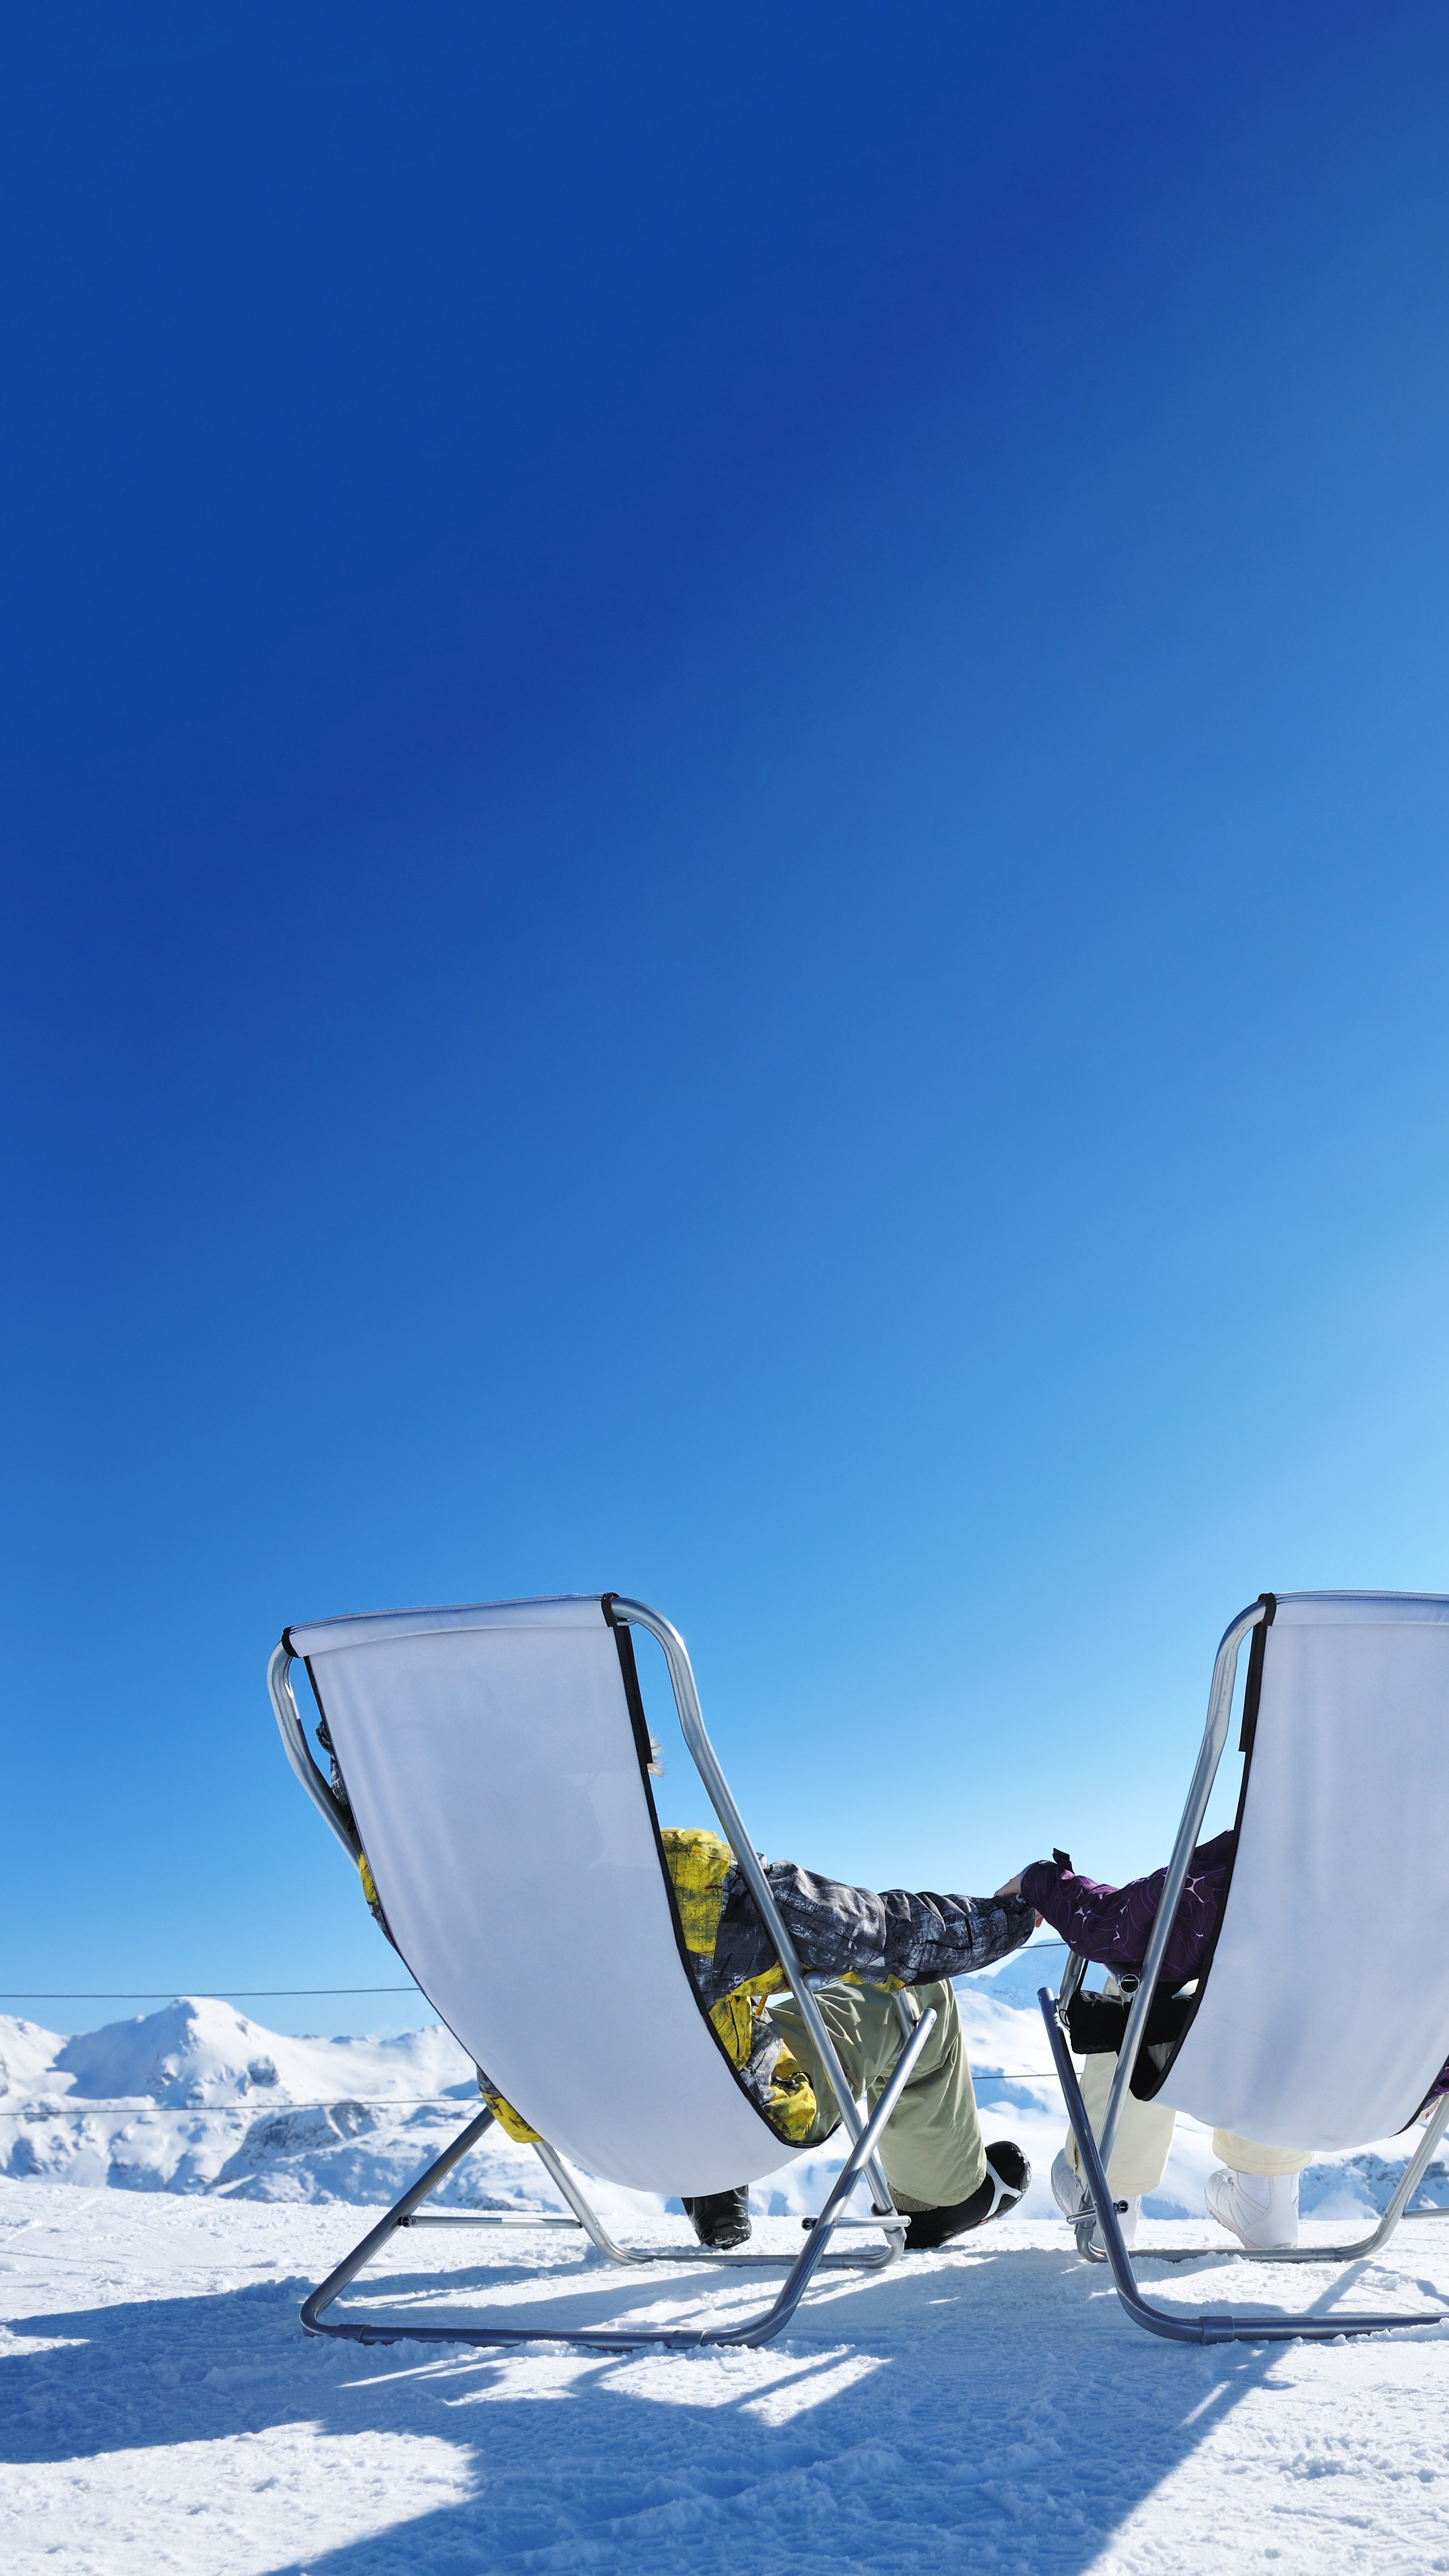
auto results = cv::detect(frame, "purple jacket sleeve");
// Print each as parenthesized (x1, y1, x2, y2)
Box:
(1019, 1830, 1234, 1987)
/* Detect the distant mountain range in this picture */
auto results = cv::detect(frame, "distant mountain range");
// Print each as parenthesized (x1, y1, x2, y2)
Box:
(1, 1963, 1442, 2231)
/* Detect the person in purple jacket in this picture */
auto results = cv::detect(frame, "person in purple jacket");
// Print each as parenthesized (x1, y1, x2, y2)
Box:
(997, 1843, 1315, 2252)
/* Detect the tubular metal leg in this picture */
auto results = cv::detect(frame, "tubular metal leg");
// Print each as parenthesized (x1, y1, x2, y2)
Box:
(1093, 1605, 1264, 2188)
(300, 2007, 936, 2352)
(301, 2106, 500, 2332)
(525, 2135, 654, 2264)
(1041, 1992, 1447, 2344)
(610, 1598, 906, 2233)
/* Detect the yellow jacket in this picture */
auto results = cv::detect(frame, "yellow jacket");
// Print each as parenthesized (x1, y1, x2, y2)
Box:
(478, 1827, 818, 2148)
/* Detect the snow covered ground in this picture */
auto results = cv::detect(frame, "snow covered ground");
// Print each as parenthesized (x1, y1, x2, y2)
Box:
(5, 1948, 1449, 2571)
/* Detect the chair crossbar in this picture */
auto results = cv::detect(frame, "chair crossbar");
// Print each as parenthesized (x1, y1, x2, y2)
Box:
(404, 2211, 583, 2229)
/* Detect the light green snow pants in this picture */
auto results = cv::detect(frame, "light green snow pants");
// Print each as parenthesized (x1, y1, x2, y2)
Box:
(766, 1978, 986, 2212)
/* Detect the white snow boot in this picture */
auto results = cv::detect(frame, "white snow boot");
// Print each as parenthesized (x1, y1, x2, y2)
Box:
(1051, 2148, 1088, 2219)
(1051, 2147, 1139, 2251)
(1205, 2167, 1299, 2250)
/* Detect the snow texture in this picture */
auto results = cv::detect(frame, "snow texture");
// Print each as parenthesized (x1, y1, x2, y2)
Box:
(5, 1949, 1449, 2570)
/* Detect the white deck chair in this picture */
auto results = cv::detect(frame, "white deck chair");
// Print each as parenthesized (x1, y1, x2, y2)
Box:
(1042, 1590, 1449, 2344)
(269, 1593, 934, 2352)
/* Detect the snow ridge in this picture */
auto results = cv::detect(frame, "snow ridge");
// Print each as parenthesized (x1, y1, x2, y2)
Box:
(1, 1962, 1444, 2224)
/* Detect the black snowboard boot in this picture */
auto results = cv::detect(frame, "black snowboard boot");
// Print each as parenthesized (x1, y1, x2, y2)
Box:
(682, 2186, 751, 2250)
(903, 2142, 1030, 2250)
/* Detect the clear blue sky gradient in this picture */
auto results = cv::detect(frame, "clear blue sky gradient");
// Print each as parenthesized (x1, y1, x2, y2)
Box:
(5, 3, 1449, 2031)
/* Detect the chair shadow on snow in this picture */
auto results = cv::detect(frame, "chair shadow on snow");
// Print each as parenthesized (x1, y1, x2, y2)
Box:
(6, 2226, 1423, 2573)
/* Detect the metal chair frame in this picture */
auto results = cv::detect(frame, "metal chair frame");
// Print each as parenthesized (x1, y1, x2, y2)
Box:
(269, 1594, 928, 2351)
(1042, 1594, 1449, 2344)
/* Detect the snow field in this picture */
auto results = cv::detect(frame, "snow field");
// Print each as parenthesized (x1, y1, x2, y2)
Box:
(6, 2180, 1449, 2574)
(5, 1950, 1449, 2570)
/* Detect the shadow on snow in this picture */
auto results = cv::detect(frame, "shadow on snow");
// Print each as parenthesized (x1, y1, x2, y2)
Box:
(1, 2233, 1420, 2573)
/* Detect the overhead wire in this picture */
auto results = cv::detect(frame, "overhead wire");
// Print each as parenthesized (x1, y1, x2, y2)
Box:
(0, 2067, 1064, 2115)
(0, 1941, 1070, 2004)
(0, 2097, 481, 2116)
(0, 1986, 419, 2000)
(0, 1945, 1072, 2115)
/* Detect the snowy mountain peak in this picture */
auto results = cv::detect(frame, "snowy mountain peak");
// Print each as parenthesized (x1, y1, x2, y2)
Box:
(54, 1998, 291, 2107)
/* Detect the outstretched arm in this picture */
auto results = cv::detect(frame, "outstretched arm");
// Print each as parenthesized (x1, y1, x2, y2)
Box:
(1012, 1834, 1234, 1982)
(708, 1862, 1037, 1997)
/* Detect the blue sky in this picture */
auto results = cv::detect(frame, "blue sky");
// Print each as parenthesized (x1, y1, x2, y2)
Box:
(5, 3, 1449, 2032)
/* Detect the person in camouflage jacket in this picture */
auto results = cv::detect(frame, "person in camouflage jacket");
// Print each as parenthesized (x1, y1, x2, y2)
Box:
(654, 1828, 1037, 2250)
(660, 1826, 1036, 2141)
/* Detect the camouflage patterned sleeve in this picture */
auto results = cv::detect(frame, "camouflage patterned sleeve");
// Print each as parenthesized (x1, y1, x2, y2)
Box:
(704, 1860, 1036, 2000)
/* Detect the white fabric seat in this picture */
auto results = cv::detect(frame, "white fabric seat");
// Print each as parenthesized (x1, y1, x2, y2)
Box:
(273, 1592, 932, 2354)
(286, 1594, 807, 2196)
(1157, 1592, 1449, 2150)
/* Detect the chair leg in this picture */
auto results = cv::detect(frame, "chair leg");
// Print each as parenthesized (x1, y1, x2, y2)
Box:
(301, 2105, 500, 2333)
(1102, 2091, 1449, 2269)
(298, 2006, 937, 2352)
(1040, 1990, 1448, 2344)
